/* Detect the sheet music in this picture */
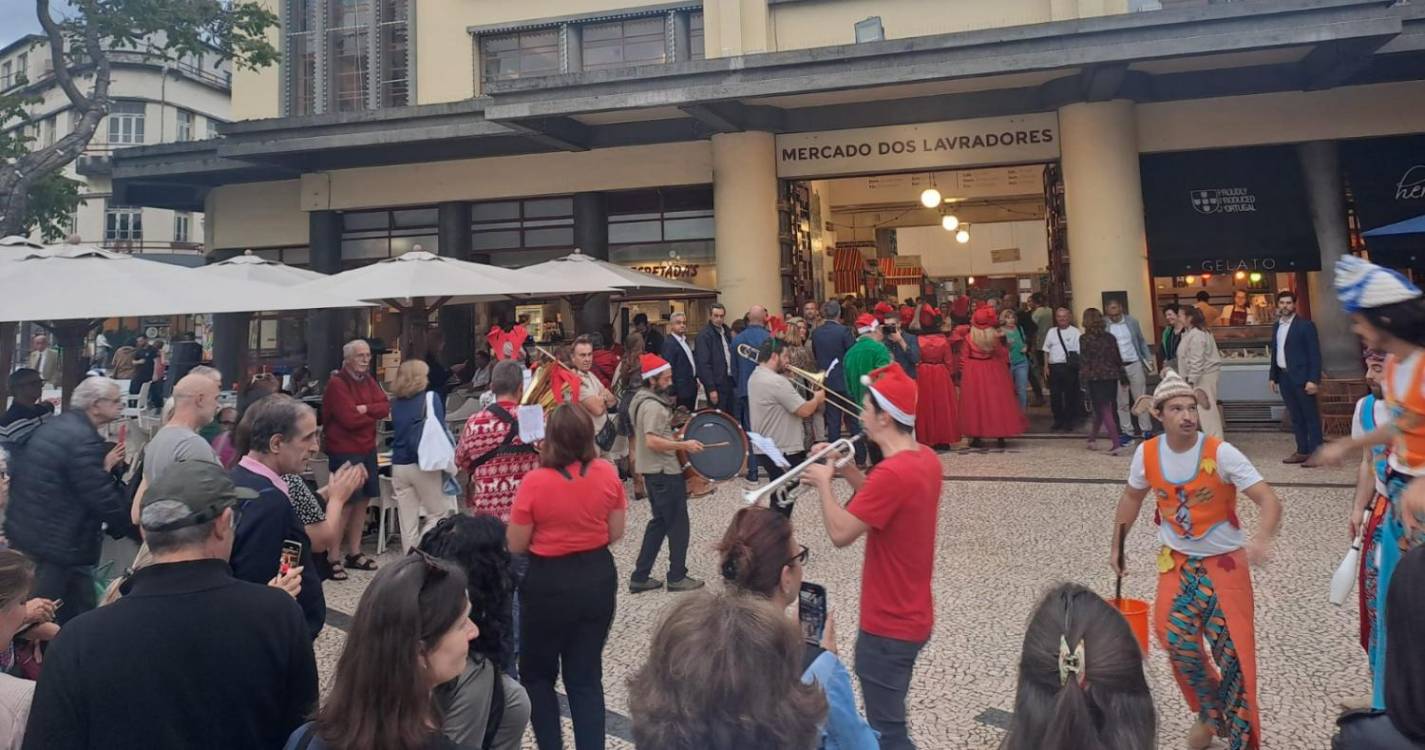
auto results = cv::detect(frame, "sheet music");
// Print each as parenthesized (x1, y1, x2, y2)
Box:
(517, 405, 546, 443)
(827, 358, 840, 374)
(748, 432, 791, 468)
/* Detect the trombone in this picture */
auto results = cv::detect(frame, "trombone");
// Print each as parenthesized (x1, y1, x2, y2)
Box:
(743, 435, 864, 507)
(735, 343, 863, 419)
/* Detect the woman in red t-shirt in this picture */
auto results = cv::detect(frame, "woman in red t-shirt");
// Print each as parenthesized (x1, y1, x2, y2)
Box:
(507, 404, 627, 750)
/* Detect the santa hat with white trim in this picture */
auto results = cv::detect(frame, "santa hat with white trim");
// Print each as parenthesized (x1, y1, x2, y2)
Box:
(640, 353, 671, 380)
(860, 362, 917, 426)
(855, 313, 879, 335)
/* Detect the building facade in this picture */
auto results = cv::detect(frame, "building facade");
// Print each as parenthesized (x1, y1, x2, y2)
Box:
(113, 0, 1425, 382)
(2, 34, 230, 256)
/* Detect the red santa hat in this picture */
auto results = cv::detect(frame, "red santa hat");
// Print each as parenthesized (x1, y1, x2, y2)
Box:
(972, 305, 998, 328)
(898, 305, 914, 326)
(860, 362, 916, 426)
(768, 315, 788, 337)
(873, 301, 895, 321)
(855, 313, 879, 334)
(640, 353, 671, 380)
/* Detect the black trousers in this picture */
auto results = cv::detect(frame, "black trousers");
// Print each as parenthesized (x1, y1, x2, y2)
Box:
(520, 547, 617, 750)
(1048, 364, 1081, 429)
(1279, 375, 1323, 455)
(855, 630, 927, 750)
(31, 559, 98, 626)
(757, 451, 807, 517)
(632, 473, 690, 583)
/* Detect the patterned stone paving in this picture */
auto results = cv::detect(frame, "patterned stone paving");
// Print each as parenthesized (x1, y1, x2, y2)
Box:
(317, 431, 1370, 749)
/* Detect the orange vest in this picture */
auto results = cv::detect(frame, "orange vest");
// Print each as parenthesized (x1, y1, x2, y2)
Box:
(1145, 435, 1241, 540)
(1384, 353, 1425, 474)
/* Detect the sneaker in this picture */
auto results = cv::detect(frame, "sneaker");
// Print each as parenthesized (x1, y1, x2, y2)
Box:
(667, 576, 705, 592)
(628, 578, 664, 594)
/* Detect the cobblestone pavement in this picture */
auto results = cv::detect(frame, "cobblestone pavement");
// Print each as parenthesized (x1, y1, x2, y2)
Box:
(317, 431, 1370, 749)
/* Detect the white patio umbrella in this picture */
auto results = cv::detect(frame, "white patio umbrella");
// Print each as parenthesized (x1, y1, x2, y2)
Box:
(0, 244, 370, 404)
(192, 249, 327, 286)
(298, 249, 618, 357)
(515, 249, 709, 296)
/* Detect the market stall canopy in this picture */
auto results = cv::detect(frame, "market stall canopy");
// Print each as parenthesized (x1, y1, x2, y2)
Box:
(516, 249, 708, 297)
(194, 250, 328, 286)
(1362, 214, 1425, 237)
(0, 245, 372, 322)
(0, 235, 44, 262)
(298, 250, 618, 304)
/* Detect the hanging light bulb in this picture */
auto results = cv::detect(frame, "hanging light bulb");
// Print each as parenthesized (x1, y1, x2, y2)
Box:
(1234, 270, 1247, 281)
(1249, 272, 1263, 283)
(968, 276, 976, 285)
(1184, 275, 1197, 285)
(920, 188, 942, 208)
(940, 214, 960, 232)
(955, 228, 970, 244)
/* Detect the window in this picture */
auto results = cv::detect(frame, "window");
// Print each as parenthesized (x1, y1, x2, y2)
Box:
(481, 29, 560, 83)
(608, 187, 714, 245)
(106, 101, 145, 144)
(15, 52, 27, 84)
(284, 0, 408, 116)
(1, 62, 11, 89)
(688, 12, 704, 61)
(176, 109, 195, 142)
(340, 207, 437, 260)
(204, 117, 217, 139)
(41, 117, 55, 147)
(105, 207, 144, 244)
(471, 197, 574, 251)
(174, 212, 191, 244)
(582, 17, 667, 71)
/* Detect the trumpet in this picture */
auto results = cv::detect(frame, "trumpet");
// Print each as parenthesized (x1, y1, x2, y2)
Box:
(734, 343, 863, 418)
(743, 435, 864, 507)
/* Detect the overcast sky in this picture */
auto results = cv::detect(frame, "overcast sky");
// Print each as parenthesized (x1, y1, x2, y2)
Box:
(1, 0, 72, 47)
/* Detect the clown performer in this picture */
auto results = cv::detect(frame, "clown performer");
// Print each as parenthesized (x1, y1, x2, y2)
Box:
(1347, 348, 1391, 700)
(1313, 255, 1425, 709)
(1110, 369, 1284, 750)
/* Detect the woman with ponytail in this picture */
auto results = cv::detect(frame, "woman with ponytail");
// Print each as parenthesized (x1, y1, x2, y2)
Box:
(714, 507, 878, 750)
(1001, 583, 1156, 750)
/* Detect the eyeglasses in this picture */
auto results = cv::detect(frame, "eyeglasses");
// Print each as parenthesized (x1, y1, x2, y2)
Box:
(786, 545, 809, 567)
(219, 420, 237, 427)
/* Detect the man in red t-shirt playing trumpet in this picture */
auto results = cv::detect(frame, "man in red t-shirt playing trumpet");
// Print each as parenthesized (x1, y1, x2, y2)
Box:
(801, 362, 942, 750)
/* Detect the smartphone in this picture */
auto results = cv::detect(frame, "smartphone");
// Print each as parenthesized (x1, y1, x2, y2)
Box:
(279, 540, 303, 576)
(798, 582, 828, 646)
(117, 423, 127, 445)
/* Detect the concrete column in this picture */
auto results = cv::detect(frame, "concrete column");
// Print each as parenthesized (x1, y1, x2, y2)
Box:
(1059, 100, 1152, 322)
(307, 211, 343, 382)
(206, 248, 248, 389)
(573, 192, 612, 336)
(713, 131, 781, 317)
(436, 202, 475, 365)
(1298, 140, 1362, 378)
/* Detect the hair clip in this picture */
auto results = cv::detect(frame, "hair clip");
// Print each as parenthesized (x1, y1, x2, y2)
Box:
(1058, 635, 1087, 687)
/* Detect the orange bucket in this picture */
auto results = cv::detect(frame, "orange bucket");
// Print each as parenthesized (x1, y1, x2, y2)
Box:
(1111, 598, 1151, 653)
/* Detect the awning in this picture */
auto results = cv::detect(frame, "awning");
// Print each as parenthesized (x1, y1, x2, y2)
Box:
(1141, 145, 1321, 276)
(832, 245, 867, 295)
(879, 257, 924, 285)
(1342, 135, 1425, 271)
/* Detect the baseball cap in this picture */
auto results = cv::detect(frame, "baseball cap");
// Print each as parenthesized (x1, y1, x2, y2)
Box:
(140, 460, 257, 532)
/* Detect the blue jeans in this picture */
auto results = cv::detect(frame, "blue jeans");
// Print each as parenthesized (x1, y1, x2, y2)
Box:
(1010, 360, 1029, 411)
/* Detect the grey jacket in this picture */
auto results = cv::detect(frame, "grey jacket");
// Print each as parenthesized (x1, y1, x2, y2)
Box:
(437, 655, 531, 750)
(1106, 314, 1153, 364)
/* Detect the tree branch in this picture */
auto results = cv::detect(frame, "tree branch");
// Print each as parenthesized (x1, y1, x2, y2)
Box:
(35, 0, 89, 109)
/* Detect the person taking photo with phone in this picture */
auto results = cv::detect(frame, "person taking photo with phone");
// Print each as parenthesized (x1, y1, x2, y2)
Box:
(800, 363, 942, 750)
(716, 506, 877, 750)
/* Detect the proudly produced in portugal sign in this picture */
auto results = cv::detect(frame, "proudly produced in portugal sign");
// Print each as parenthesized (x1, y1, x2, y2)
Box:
(774, 113, 1061, 179)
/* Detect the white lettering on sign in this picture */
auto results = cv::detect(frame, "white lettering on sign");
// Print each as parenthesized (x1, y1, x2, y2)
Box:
(775, 114, 1060, 178)
(1190, 187, 1257, 215)
(1397, 165, 1425, 200)
(1199, 258, 1278, 273)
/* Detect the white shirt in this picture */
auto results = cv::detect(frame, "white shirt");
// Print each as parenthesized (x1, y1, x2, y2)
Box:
(1128, 434, 1264, 556)
(1107, 319, 1138, 364)
(672, 333, 695, 369)
(1352, 394, 1391, 494)
(717, 326, 732, 376)
(1042, 326, 1081, 365)
(1275, 315, 1294, 369)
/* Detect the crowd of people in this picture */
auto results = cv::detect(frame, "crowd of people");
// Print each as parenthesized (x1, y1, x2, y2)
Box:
(0, 257, 1418, 750)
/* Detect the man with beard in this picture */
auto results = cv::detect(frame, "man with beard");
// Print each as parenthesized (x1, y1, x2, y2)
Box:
(627, 354, 706, 594)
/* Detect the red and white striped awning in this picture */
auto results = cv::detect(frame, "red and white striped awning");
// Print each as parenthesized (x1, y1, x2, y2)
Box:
(833, 245, 867, 295)
(878, 257, 924, 284)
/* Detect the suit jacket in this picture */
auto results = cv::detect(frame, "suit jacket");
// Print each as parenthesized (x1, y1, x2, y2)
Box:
(694, 323, 734, 395)
(28, 349, 59, 386)
(661, 335, 698, 404)
(1268, 316, 1322, 386)
(886, 332, 921, 379)
(809, 321, 855, 393)
(730, 324, 770, 397)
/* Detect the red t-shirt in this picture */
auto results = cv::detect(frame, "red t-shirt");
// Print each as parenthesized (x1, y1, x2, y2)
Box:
(847, 444, 942, 642)
(510, 459, 628, 558)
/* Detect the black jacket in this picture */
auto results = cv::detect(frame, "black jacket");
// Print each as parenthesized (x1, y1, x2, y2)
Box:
(1335, 710, 1425, 749)
(809, 321, 855, 393)
(23, 559, 318, 750)
(231, 465, 326, 640)
(661, 335, 698, 404)
(5, 411, 133, 566)
(694, 323, 734, 395)
(1268, 316, 1323, 386)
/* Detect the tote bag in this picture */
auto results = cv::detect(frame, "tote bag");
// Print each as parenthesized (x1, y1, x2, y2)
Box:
(417, 391, 458, 474)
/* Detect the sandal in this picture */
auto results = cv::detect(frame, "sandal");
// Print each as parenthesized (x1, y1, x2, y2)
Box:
(345, 553, 379, 571)
(327, 557, 348, 581)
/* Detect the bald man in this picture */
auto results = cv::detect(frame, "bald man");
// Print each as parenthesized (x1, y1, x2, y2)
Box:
(730, 304, 771, 481)
(143, 370, 223, 486)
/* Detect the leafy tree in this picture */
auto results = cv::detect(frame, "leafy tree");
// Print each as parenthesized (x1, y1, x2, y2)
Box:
(0, 0, 279, 237)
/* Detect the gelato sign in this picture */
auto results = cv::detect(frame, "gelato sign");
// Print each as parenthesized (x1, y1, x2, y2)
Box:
(775, 114, 1060, 178)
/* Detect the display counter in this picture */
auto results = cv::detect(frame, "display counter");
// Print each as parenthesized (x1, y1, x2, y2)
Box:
(1212, 324, 1283, 424)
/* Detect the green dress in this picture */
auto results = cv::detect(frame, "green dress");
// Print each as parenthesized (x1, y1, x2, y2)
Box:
(844, 336, 892, 407)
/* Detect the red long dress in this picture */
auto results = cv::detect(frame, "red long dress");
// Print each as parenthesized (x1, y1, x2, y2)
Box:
(915, 334, 961, 446)
(958, 333, 1028, 438)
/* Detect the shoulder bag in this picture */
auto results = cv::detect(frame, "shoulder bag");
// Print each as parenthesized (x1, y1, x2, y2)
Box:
(1056, 328, 1081, 370)
(417, 391, 458, 474)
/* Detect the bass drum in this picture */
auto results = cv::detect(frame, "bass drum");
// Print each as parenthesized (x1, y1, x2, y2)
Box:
(677, 409, 748, 492)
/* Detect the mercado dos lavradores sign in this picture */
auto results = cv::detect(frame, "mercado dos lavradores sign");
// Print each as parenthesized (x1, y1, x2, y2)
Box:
(775, 113, 1060, 179)
(1141, 145, 1321, 276)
